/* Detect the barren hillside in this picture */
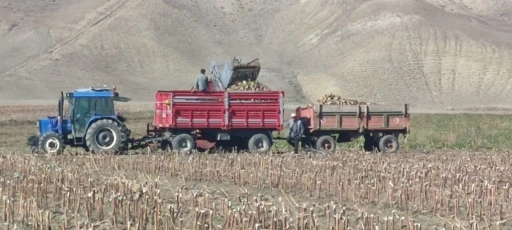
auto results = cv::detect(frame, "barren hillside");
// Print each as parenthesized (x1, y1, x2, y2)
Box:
(1, 0, 511, 109)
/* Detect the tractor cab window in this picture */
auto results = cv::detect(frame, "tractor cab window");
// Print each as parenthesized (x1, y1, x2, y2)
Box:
(94, 97, 115, 116)
(72, 97, 115, 137)
(73, 98, 92, 136)
(66, 98, 74, 118)
(74, 97, 115, 118)
(75, 98, 91, 118)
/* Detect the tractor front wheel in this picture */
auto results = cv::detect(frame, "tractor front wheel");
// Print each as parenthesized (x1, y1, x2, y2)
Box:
(86, 120, 124, 154)
(38, 132, 64, 154)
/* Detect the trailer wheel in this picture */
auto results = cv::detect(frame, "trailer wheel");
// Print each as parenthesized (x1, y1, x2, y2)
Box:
(379, 135, 399, 153)
(316, 135, 336, 152)
(38, 132, 64, 154)
(86, 119, 123, 154)
(248, 134, 271, 153)
(171, 134, 196, 153)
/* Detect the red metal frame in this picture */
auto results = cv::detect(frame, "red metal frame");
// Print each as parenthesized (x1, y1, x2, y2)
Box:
(153, 90, 284, 130)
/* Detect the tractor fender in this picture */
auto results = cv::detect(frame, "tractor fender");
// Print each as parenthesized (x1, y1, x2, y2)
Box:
(84, 116, 124, 139)
(85, 116, 121, 132)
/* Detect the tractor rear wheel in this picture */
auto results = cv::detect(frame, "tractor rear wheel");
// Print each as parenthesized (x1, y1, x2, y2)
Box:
(119, 123, 131, 151)
(38, 132, 64, 154)
(86, 120, 124, 154)
(171, 133, 196, 153)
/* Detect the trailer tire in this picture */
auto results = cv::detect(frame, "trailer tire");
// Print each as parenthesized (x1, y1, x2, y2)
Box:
(248, 134, 271, 153)
(379, 135, 399, 153)
(316, 135, 336, 152)
(171, 134, 196, 153)
(38, 132, 64, 154)
(86, 119, 124, 154)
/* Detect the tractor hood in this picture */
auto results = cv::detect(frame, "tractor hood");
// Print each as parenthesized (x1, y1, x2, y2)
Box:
(209, 57, 261, 91)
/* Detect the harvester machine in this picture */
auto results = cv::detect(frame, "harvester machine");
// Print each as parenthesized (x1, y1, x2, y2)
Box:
(208, 57, 261, 91)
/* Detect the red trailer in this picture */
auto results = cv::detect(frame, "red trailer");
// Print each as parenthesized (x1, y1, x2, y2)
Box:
(295, 103, 410, 153)
(136, 90, 285, 152)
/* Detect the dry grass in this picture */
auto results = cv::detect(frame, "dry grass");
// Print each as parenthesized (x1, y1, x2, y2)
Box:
(0, 150, 511, 229)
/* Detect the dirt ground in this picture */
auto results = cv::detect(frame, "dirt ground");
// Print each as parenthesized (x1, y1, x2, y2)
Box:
(1, 0, 512, 108)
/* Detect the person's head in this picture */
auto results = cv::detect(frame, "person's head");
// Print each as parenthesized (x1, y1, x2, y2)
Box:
(291, 113, 297, 120)
(200, 69, 206, 74)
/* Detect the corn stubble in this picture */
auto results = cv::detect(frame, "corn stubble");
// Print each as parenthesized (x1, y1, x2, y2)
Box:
(0, 151, 511, 229)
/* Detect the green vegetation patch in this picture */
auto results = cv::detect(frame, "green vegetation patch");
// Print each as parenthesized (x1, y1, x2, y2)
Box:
(405, 113, 512, 150)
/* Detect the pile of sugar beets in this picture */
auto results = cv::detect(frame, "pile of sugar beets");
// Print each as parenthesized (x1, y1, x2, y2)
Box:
(228, 80, 374, 106)
(224, 60, 373, 105)
(227, 72, 270, 91)
(316, 93, 375, 105)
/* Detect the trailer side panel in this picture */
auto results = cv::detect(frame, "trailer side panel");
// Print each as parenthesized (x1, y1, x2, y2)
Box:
(296, 104, 410, 133)
(153, 90, 284, 131)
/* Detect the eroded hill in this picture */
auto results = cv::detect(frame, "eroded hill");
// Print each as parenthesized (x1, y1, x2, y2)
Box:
(1, 0, 511, 109)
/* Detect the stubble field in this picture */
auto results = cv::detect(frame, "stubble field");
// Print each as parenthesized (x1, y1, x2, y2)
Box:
(1, 107, 512, 229)
(2, 0, 512, 228)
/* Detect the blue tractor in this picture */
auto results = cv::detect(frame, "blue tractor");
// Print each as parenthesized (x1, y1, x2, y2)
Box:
(28, 86, 132, 154)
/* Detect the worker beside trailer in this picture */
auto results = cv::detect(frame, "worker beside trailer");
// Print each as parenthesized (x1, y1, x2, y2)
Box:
(285, 113, 304, 154)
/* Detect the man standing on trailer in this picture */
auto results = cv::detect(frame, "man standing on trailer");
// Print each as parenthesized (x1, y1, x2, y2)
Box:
(192, 69, 209, 92)
(286, 113, 304, 154)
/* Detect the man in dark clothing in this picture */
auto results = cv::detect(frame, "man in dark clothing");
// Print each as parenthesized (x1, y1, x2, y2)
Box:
(285, 113, 304, 154)
(192, 69, 209, 92)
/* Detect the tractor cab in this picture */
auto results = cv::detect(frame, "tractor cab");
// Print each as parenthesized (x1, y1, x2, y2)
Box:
(31, 86, 131, 154)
